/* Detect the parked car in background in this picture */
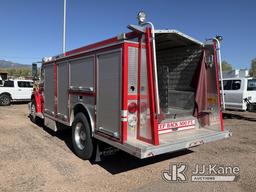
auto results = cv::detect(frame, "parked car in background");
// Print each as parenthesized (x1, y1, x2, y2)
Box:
(0, 76, 3, 86)
(221, 77, 256, 111)
(0, 79, 33, 106)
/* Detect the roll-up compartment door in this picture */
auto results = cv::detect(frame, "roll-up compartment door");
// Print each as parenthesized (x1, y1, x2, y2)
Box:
(96, 50, 122, 138)
(44, 64, 55, 115)
(70, 56, 94, 89)
(57, 62, 69, 120)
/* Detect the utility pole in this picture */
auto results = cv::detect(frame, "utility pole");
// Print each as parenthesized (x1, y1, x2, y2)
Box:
(63, 0, 67, 54)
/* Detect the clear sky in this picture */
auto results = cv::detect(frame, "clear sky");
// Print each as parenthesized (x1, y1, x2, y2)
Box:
(0, 0, 255, 69)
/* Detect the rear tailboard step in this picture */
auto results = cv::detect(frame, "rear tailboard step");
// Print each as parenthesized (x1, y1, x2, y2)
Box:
(94, 128, 231, 159)
(127, 129, 231, 158)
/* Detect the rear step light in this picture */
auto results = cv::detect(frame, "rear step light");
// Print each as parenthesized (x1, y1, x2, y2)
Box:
(128, 102, 137, 114)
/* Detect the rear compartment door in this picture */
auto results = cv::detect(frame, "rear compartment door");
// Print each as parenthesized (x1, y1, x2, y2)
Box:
(44, 64, 55, 116)
(204, 42, 223, 130)
(96, 50, 122, 139)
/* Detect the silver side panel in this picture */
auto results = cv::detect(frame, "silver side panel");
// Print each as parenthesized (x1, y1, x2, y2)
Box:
(57, 61, 69, 120)
(70, 95, 95, 107)
(96, 50, 122, 138)
(70, 56, 94, 88)
(68, 55, 96, 128)
(70, 95, 96, 133)
(44, 64, 55, 115)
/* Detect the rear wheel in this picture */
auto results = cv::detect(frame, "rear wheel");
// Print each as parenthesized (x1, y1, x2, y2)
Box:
(0, 94, 11, 106)
(72, 112, 93, 160)
(247, 103, 254, 112)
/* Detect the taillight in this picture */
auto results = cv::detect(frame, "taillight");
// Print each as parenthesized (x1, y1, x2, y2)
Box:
(128, 102, 137, 114)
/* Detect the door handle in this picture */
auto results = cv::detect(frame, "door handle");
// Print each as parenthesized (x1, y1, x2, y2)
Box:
(18, 89, 22, 91)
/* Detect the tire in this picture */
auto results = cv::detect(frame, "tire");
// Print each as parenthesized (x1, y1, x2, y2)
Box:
(0, 94, 11, 106)
(30, 99, 37, 123)
(72, 112, 93, 160)
(247, 104, 254, 112)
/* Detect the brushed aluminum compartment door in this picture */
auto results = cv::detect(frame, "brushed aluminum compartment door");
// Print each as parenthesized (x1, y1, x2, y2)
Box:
(57, 62, 69, 120)
(44, 64, 55, 115)
(96, 50, 122, 138)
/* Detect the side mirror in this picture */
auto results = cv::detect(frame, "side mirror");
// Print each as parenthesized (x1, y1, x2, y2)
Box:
(32, 63, 38, 80)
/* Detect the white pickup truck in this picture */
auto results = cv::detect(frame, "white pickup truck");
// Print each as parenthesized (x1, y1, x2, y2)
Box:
(0, 79, 33, 106)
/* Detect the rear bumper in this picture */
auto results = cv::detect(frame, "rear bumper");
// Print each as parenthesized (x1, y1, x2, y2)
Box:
(138, 130, 231, 158)
(94, 128, 232, 159)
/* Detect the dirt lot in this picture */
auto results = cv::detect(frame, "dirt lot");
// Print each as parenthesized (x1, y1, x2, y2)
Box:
(0, 104, 255, 192)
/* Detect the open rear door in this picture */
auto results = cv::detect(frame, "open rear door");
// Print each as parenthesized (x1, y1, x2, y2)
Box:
(203, 41, 224, 131)
(136, 28, 159, 145)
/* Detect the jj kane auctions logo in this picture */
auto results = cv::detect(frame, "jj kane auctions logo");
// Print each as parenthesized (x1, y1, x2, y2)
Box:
(162, 163, 240, 182)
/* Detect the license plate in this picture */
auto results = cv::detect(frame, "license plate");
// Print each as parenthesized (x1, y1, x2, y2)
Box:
(187, 140, 204, 148)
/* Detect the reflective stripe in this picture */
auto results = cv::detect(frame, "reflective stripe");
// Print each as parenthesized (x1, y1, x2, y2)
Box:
(121, 110, 128, 117)
(121, 117, 128, 122)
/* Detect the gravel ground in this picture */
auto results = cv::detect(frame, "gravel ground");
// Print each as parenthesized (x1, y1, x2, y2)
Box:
(0, 104, 255, 192)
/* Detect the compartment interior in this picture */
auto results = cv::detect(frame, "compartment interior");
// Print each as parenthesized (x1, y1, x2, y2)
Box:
(155, 32, 203, 119)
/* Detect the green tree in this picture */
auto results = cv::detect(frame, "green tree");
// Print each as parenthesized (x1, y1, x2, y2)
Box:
(221, 60, 233, 71)
(249, 58, 256, 77)
(1, 68, 32, 78)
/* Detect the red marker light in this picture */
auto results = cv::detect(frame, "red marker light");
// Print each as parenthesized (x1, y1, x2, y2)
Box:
(128, 102, 137, 114)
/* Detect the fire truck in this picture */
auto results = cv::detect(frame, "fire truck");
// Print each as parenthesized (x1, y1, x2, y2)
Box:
(29, 12, 231, 160)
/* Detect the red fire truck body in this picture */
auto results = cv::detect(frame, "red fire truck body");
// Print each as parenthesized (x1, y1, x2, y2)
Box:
(29, 22, 231, 160)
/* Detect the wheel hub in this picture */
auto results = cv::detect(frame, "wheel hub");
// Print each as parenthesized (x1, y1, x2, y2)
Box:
(74, 122, 86, 150)
(1, 96, 9, 105)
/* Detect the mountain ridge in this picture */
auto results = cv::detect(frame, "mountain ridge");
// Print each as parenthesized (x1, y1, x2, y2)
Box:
(0, 60, 30, 68)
